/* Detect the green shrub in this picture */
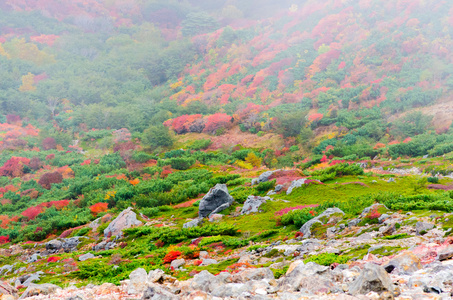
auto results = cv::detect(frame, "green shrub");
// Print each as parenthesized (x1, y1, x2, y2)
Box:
(141, 207, 160, 217)
(427, 177, 439, 184)
(281, 209, 315, 228)
(256, 179, 276, 192)
(189, 139, 212, 150)
(304, 253, 349, 266)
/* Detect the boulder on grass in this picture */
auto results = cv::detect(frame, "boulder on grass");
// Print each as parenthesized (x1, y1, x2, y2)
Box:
(104, 207, 142, 238)
(198, 184, 234, 218)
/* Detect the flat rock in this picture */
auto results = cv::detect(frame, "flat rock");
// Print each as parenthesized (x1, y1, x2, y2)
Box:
(200, 259, 218, 266)
(170, 258, 185, 270)
(198, 184, 234, 218)
(104, 207, 142, 238)
(78, 253, 95, 262)
(299, 208, 344, 238)
(383, 252, 422, 274)
(286, 179, 306, 195)
(437, 245, 453, 261)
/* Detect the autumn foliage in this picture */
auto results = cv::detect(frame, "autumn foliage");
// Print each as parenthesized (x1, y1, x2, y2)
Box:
(163, 250, 182, 263)
(38, 171, 63, 189)
(90, 202, 109, 216)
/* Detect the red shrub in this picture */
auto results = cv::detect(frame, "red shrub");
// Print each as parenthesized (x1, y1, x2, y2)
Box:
(163, 250, 182, 263)
(40, 200, 70, 210)
(366, 208, 381, 220)
(203, 113, 233, 134)
(0, 236, 10, 244)
(38, 171, 63, 189)
(47, 256, 62, 263)
(275, 204, 319, 217)
(22, 206, 44, 220)
(0, 157, 30, 177)
(42, 137, 56, 150)
(90, 202, 109, 216)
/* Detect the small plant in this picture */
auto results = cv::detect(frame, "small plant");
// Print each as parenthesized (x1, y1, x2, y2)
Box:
(163, 250, 182, 263)
(304, 253, 349, 266)
(427, 177, 439, 184)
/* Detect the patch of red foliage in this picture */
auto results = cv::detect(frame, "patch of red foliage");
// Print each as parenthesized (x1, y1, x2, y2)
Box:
(274, 204, 319, 217)
(39, 200, 70, 210)
(47, 256, 62, 263)
(268, 170, 303, 185)
(0, 236, 10, 244)
(163, 251, 182, 264)
(294, 232, 304, 238)
(193, 259, 203, 266)
(174, 199, 198, 209)
(22, 206, 44, 220)
(90, 202, 108, 216)
(366, 207, 381, 220)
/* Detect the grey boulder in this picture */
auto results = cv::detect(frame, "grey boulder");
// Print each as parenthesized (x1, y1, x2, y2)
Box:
(104, 207, 142, 238)
(416, 221, 434, 235)
(183, 218, 203, 228)
(19, 283, 61, 299)
(198, 184, 234, 218)
(300, 208, 344, 238)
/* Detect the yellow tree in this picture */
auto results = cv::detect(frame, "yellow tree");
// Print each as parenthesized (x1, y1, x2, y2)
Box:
(19, 73, 36, 92)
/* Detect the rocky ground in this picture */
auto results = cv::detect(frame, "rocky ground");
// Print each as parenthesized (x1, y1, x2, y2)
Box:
(1, 201, 453, 300)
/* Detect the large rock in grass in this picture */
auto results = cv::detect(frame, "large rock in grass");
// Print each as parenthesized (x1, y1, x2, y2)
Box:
(104, 207, 142, 238)
(198, 184, 234, 218)
(348, 263, 394, 296)
(299, 207, 344, 238)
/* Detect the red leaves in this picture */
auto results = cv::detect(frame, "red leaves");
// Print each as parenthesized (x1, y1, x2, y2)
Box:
(40, 200, 70, 210)
(0, 157, 30, 177)
(163, 250, 182, 264)
(308, 113, 324, 122)
(90, 203, 109, 216)
(22, 206, 44, 220)
(0, 236, 10, 244)
(203, 113, 233, 134)
(373, 143, 386, 150)
(47, 256, 62, 263)
(274, 205, 319, 217)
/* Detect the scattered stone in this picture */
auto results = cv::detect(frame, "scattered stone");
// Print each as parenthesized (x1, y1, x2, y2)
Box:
(93, 241, 116, 252)
(349, 263, 394, 296)
(198, 184, 234, 218)
(241, 196, 269, 215)
(78, 253, 95, 262)
(183, 218, 203, 228)
(19, 283, 61, 299)
(437, 246, 453, 261)
(45, 239, 62, 253)
(104, 207, 142, 238)
(26, 254, 41, 264)
(415, 221, 434, 235)
(378, 214, 390, 224)
(361, 204, 387, 218)
(379, 223, 396, 236)
(252, 170, 281, 185)
(387, 178, 395, 183)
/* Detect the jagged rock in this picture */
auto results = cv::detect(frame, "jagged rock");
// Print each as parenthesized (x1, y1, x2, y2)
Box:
(252, 170, 281, 185)
(416, 221, 434, 235)
(22, 272, 43, 287)
(0, 282, 18, 299)
(170, 259, 185, 270)
(275, 184, 284, 192)
(383, 252, 422, 274)
(348, 263, 394, 295)
(183, 218, 203, 228)
(379, 223, 396, 236)
(148, 269, 166, 283)
(128, 268, 148, 294)
(387, 178, 395, 183)
(19, 283, 61, 299)
(286, 179, 306, 195)
(241, 196, 269, 215)
(189, 271, 216, 292)
(299, 208, 344, 238)
(104, 207, 142, 238)
(198, 184, 234, 218)
(78, 253, 95, 261)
